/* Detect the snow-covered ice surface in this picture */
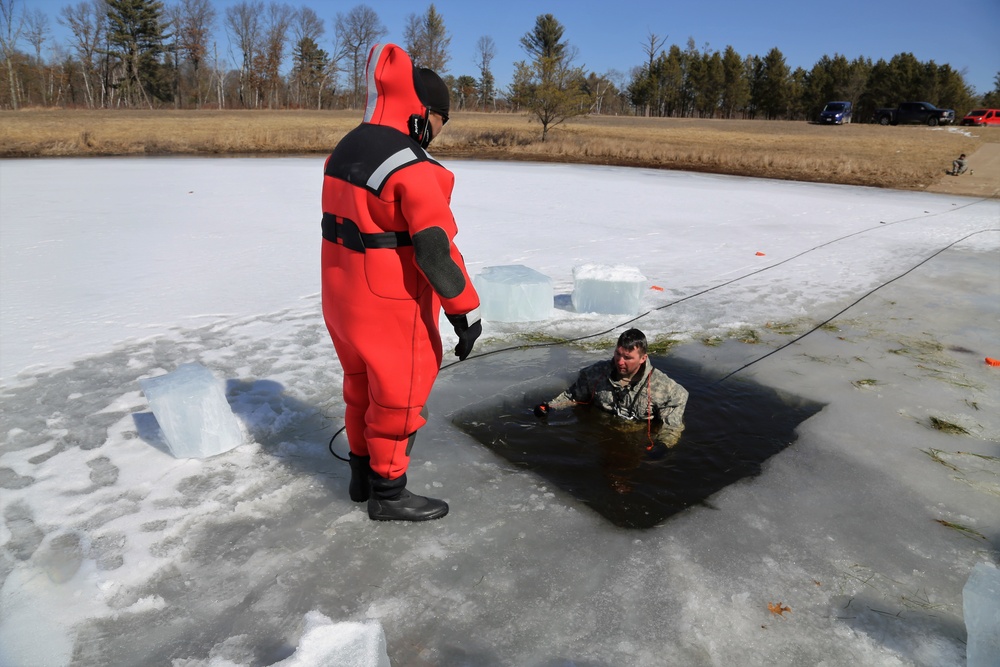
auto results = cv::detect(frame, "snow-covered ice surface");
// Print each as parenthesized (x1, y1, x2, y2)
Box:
(1, 158, 998, 666)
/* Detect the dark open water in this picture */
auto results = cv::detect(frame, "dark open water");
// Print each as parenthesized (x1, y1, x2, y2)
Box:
(453, 355, 824, 529)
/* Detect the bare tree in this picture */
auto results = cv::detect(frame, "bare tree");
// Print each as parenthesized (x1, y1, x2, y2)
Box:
(402, 13, 419, 60)
(25, 8, 50, 104)
(258, 2, 291, 108)
(474, 34, 495, 110)
(209, 39, 226, 108)
(49, 42, 73, 105)
(176, 0, 215, 108)
(60, 1, 106, 107)
(642, 30, 666, 69)
(225, 0, 263, 107)
(0, 0, 26, 109)
(334, 4, 385, 108)
(292, 5, 323, 45)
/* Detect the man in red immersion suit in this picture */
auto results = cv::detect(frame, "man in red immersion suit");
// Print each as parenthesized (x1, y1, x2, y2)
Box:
(321, 43, 481, 521)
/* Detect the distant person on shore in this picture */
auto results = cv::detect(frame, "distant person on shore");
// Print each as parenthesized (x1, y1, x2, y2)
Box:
(533, 328, 689, 451)
(951, 153, 968, 175)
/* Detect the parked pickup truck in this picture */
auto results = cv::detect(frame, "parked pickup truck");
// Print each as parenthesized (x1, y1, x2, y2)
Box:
(875, 102, 955, 126)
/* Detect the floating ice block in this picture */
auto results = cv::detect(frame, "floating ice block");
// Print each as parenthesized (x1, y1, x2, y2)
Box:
(474, 265, 553, 322)
(571, 263, 646, 315)
(964, 562, 1000, 667)
(138, 363, 245, 459)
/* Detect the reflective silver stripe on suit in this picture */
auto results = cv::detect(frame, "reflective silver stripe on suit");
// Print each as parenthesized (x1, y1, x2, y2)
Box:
(368, 148, 420, 192)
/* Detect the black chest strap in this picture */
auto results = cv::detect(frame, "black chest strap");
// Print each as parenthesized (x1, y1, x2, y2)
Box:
(322, 213, 413, 253)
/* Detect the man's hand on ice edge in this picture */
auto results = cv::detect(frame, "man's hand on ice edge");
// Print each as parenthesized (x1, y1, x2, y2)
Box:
(447, 312, 482, 361)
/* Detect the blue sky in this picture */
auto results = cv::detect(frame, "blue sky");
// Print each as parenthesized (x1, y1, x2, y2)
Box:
(23, 0, 1000, 98)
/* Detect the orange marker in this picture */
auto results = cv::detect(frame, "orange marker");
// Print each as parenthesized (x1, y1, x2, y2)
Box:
(756, 251, 766, 256)
(650, 285, 664, 291)
(986, 357, 1000, 367)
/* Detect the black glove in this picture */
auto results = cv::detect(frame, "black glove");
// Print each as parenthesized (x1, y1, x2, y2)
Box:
(533, 403, 549, 418)
(447, 312, 482, 361)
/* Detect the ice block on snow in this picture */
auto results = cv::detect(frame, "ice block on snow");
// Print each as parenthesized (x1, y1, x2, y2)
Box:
(276, 613, 390, 667)
(964, 562, 1000, 667)
(571, 263, 646, 315)
(138, 363, 245, 459)
(474, 265, 553, 322)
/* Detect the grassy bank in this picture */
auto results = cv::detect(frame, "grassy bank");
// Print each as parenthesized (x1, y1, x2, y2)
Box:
(0, 108, 990, 191)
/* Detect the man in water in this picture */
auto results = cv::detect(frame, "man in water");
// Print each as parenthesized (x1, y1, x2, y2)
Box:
(534, 329, 688, 449)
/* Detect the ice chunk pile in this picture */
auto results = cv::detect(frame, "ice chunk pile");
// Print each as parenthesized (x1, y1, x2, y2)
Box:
(474, 264, 553, 322)
(963, 562, 1000, 667)
(138, 362, 245, 459)
(275, 613, 390, 667)
(571, 263, 647, 315)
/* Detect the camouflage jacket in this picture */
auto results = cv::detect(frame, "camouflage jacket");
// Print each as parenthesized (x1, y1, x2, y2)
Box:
(549, 360, 689, 446)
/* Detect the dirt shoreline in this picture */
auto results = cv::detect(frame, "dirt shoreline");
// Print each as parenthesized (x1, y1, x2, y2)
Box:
(1, 109, 997, 197)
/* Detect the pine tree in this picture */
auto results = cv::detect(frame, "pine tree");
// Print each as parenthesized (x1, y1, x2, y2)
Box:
(519, 13, 564, 61)
(720, 45, 748, 119)
(104, 0, 169, 107)
(695, 50, 724, 118)
(291, 35, 329, 109)
(511, 14, 587, 141)
(755, 47, 790, 120)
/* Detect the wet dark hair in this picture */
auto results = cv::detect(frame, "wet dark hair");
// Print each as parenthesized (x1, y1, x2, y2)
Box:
(616, 328, 647, 354)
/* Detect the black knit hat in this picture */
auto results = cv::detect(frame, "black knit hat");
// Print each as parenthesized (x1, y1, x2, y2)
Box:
(416, 67, 450, 120)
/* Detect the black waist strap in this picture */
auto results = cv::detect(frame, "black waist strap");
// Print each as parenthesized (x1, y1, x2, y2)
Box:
(322, 213, 412, 253)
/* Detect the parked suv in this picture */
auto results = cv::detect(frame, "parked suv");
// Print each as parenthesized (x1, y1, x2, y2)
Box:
(961, 109, 1000, 126)
(818, 101, 852, 125)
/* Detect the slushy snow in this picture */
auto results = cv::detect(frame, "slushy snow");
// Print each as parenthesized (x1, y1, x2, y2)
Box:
(1, 157, 998, 667)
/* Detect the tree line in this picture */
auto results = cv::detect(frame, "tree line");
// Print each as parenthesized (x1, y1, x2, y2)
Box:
(2, 0, 998, 128)
(627, 34, 997, 123)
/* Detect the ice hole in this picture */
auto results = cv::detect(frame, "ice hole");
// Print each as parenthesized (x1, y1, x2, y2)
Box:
(450, 350, 823, 529)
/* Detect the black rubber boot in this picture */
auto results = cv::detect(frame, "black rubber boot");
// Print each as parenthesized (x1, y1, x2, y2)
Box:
(367, 472, 449, 522)
(348, 453, 371, 502)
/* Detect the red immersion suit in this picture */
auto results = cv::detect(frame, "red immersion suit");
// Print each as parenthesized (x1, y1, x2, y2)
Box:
(321, 44, 480, 481)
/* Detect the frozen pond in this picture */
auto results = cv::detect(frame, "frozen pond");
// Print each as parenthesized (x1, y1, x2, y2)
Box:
(1, 158, 998, 666)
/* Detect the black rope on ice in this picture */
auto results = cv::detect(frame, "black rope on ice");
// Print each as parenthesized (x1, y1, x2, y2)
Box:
(713, 228, 1000, 384)
(328, 425, 349, 461)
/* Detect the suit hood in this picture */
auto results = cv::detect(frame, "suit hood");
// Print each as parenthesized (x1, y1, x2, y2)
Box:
(362, 43, 427, 136)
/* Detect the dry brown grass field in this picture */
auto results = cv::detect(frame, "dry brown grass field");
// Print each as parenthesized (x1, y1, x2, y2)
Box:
(1, 108, 996, 192)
